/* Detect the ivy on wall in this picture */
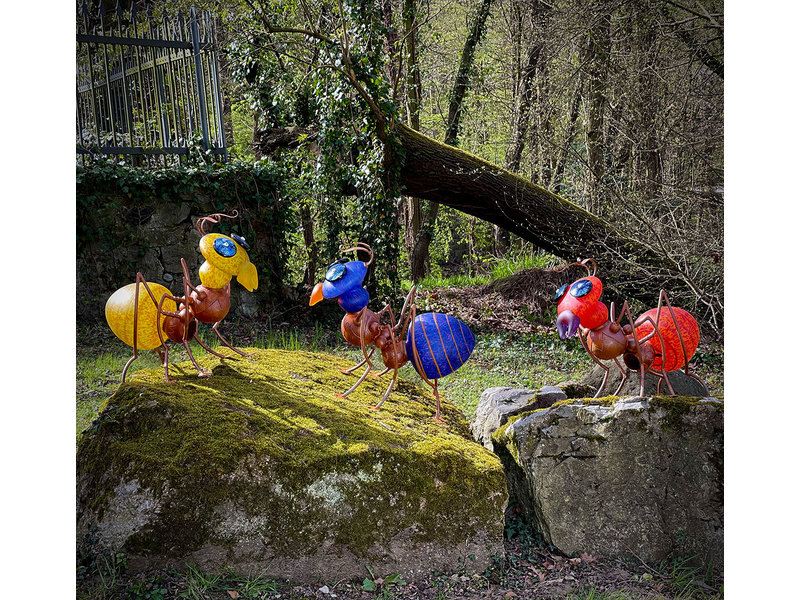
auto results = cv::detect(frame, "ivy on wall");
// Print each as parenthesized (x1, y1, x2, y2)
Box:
(76, 160, 296, 320)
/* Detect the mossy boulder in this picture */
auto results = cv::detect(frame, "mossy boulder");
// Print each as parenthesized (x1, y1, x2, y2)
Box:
(492, 396, 723, 568)
(76, 349, 507, 582)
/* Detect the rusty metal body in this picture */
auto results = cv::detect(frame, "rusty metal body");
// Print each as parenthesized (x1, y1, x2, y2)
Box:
(105, 211, 257, 383)
(310, 243, 475, 419)
(554, 259, 707, 397)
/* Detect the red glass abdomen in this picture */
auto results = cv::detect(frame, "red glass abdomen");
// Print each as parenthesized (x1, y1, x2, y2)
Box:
(634, 307, 699, 372)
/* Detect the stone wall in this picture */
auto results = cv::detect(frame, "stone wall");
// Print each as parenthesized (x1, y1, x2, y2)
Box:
(76, 163, 292, 322)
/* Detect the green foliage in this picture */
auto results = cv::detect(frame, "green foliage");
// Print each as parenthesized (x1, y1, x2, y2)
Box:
(228, 0, 403, 297)
(126, 575, 168, 600)
(415, 251, 556, 289)
(176, 565, 278, 600)
(362, 565, 407, 596)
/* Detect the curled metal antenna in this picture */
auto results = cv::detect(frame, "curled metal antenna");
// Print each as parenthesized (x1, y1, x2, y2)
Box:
(196, 210, 239, 235)
(554, 257, 597, 277)
(341, 242, 374, 267)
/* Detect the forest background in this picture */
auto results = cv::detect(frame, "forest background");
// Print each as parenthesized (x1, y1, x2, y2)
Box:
(78, 0, 724, 335)
(211, 0, 725, 332)
(5, 1, 798, 598)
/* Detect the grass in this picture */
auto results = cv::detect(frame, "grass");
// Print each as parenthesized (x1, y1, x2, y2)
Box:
(76, 316, 723, 439)
(75, 320, 594, 439)
(410, 252, 558, 290)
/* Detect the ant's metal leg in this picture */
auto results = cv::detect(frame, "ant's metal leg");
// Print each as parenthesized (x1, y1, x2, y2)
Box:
(358, 310, 375, 371)
(686, 371, 710, 395)
(339, 313, 376, 398)
(638, 366, 646, 397)
(395, 285, 417, 335)
(659, 368, 676, 395)
(121, 353, 138, 383)
(432, 380, 444, 421)
(577, 330, 610, 397)
(611, 358, 628, 396)
(374, 367, 391, 377)
(122, 278, 143, 383)
(373, 304, 401, 410)
(340, 348, 375, 375)
(193, 333, 238, 360)
(122, 275, 176, 383)
(183, 341, 211, 377)
(374, 369, 398, 410)
(211, 322, 252, 357)
(407, 305, 445, 420)
(341, 363, 371, 397)
(156, 293, 175, 383)
(655, 290, 710, 396)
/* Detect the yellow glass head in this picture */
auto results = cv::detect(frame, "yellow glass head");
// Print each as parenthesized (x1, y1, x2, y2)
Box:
(198, 233, 258, 291)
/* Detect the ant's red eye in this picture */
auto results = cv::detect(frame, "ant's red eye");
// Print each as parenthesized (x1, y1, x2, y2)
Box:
(570, 279, 593, 297)
(554, 283, 569, 302)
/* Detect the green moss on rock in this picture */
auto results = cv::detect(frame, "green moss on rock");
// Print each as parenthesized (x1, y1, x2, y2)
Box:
(77, 349, 506, 570)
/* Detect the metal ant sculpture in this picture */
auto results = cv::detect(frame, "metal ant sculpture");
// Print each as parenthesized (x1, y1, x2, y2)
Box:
(105, 211, 258, 383)
(309, 243, 476, 420)
(554, 258, 708, 397)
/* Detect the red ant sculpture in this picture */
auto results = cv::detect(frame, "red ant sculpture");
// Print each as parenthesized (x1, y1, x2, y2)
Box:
(554, 259, 708, 397)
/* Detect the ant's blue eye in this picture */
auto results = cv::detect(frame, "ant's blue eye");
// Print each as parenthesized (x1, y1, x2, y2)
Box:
(326, 262, 347, 282)
(554, 283, 569, 302)
(571, 279, 593, 298)
(213, 237, 237, 258)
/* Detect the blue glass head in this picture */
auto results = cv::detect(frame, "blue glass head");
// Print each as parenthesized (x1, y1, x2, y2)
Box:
(321, 259, 370, 312)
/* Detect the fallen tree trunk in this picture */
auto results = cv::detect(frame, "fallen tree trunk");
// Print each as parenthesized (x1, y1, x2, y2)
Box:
(396, 124, 691, 306)
(258, 123, 700, 309)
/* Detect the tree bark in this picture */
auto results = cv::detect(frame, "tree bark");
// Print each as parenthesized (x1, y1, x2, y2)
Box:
(584, 12, 611, 216)
(408, 0, 495, 280)
(444, 0, 495, 146)
(300, 202, 318, 286)
(402, 0, 429, 281)
(497, 2, 546, 255)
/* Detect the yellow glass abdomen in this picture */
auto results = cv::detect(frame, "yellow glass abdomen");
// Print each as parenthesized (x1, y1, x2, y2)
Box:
(105, 282, 177, 350)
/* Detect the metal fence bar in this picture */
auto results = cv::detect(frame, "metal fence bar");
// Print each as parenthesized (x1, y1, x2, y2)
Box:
(76, 1, 226, 165)
(190, 6, 210, 151)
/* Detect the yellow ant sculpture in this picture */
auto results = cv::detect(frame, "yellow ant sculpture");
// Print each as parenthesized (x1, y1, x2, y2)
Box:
(105, 211, 258, 382)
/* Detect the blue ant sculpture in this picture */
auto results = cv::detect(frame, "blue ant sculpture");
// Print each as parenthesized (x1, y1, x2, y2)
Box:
(310, 243, 475, 420)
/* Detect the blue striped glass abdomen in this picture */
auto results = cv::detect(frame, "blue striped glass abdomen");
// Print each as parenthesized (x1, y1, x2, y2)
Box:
(405, 313, 476, 379)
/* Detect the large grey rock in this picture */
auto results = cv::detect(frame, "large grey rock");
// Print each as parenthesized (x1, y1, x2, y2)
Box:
(77, 350, 507, 583)
(581, 361, 708, 396)
(472, 386, 566, 451)
(493, 396, 723, 567)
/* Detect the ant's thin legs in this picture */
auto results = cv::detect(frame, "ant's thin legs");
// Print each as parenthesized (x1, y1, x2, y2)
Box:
(659, 368, 676, 395)
(211, 322, 251, 357)
(432, 380, 443, 421)
(182, 340, 210, 377)
(341, 362, 371, 397)
(341, 348, 374, 375)
(577, 329, 610, 397)
(193, 333, 237, 360)
(156, 293, 175, 382)
(374, 305, 400, 410)
(611, 358, 628, 396)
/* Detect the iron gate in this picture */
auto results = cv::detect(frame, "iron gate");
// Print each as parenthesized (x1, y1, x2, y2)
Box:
(76, 1, 227, 165)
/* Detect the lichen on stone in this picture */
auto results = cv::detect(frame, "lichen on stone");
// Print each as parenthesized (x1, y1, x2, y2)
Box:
(77, 349, 507, 573)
